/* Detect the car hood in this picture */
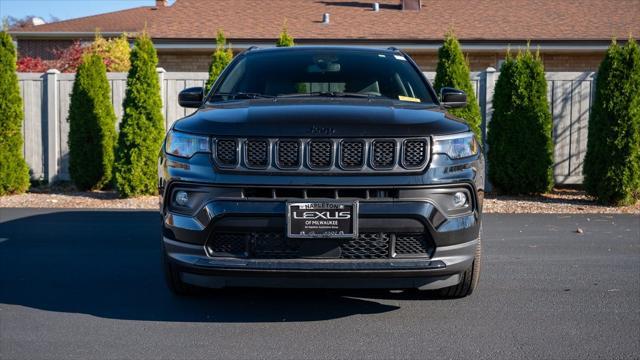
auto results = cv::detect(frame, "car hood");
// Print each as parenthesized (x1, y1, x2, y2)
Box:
(172, 98, 469, 137)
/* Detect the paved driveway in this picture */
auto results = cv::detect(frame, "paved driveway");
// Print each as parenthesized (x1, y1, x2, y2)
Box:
(0, 209, 638, 359)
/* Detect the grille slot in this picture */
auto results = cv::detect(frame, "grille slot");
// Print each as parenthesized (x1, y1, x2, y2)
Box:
(394, 234, 430, 257)
(308, 140, 333, 169)
(215, 139, 238, 166)
(340, 233, 390, 259)
(245, 139, 269, 168)
(340, 141, 365, 169)
(277, 140, 301, 169)
(403, 140, 427, 168)
(372, 140, 396, 169)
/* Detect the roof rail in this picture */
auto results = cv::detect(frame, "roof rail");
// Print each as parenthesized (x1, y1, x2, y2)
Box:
(238, 46, 259, 55)
(387, 46, 401, 52)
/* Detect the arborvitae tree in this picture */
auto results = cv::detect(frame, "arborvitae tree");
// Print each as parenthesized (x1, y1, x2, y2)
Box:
(583, 39, 640, 205)
(276, 23, 294, 47)
(114, 33, 165, 197)
(0, 31, 30, 195)
(487, 48, 554, 194)
(67, 54, 117, 190)
(204, 30, 233, 93)
(434, 31, 482, 142)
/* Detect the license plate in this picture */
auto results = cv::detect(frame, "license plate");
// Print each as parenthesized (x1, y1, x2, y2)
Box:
(287, 201, 358, 239)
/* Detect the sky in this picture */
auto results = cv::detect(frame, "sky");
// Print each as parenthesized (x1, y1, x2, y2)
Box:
(0, 0, 175, 22)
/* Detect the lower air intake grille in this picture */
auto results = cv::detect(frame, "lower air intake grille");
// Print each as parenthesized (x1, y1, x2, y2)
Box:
(245, 140, 269, 168)
(340, 233, 390, 259)
(394, 234, 430, 256)
(372, 141, 396, 168)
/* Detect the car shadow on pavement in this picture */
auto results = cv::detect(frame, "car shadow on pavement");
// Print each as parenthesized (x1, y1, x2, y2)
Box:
(0, 210, 424, 323)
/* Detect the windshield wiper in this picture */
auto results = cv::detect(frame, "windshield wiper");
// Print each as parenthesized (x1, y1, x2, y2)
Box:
(277, 91, 383, 99)
(211, 92, 275, 99)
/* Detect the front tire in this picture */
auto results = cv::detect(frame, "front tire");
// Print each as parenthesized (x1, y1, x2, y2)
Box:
(162, 250, 199, 296)
(437, 231, 482, 299)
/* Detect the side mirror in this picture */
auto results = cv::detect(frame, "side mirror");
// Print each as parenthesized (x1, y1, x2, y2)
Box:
(440, 87, 467, 108)
(178, 87, 204, 108)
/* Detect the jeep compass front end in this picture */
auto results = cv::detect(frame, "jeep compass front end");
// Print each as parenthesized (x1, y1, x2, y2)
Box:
(159, 46, 484, 298)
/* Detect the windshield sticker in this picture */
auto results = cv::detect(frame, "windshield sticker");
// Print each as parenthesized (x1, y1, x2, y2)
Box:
(394, 55, 407, 61)
(398, 95, 421, 102)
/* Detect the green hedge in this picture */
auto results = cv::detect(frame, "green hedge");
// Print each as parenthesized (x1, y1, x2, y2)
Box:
(583, 39, 640, 205)
(67, 54, 117, 190)
(114, 33, 165, 198)
(487, 49, 554, 194)
(205, 31, 233, 94)
(434, 31, 482, 142)
(0, 31, 30, 195)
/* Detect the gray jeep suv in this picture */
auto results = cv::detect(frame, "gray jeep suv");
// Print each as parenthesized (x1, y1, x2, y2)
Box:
(159, 46, 484, 298)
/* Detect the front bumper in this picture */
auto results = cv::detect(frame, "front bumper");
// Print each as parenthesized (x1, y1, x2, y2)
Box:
(162, 187, 481, 289)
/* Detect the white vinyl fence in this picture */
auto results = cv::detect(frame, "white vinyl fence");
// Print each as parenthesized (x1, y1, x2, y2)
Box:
(18, 68, 594, 186)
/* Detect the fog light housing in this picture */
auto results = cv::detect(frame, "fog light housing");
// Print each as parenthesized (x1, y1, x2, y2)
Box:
(452, 191, 468, 208)
(175, 191, 189, 206)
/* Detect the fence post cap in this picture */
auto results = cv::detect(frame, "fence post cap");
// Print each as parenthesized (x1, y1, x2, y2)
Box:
(156, 67, 166, 73)
(46, 69, 61, 74)
(485, 66, 497, 73)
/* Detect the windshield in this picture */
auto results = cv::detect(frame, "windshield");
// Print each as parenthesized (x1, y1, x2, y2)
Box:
(208, 49, 436, 104)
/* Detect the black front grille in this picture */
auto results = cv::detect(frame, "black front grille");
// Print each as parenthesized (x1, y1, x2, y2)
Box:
(340, 233, 390, 259)
(403, 140, 427, 168)
(253, 232, 300, 258)
(340, 141, 365, 169)
(308, 141, 332, 168)
(277, 140, 301, 169)
(206, 231, 432, 259)
(213, 137, 429, 172)
(216, 139, 238, 166)
(209, 233, 247, 257)
(245, 140, 269, 168)
(372, 141, 396, 168)
(394, 234, 430, 256)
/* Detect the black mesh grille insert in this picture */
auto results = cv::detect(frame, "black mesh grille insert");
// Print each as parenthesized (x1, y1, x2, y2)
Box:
(340, 233, 389, 259)
(216, 139, 237, 166)
(403, 140, 427, 168)
(208, 233, 247, 257)
(277, 140, 301, 168)
(372, 141, 396, 168)
(340, 141, 365, 168)
(253, 232, 301, 259)
(394, 234, 430, 256)
(207, 231, 432, 260)
(246, 140, 269, 167)
(309, 141, 332, 168)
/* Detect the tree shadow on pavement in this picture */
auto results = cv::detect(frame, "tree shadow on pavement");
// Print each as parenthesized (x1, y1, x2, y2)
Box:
(0, 210, 404, 323)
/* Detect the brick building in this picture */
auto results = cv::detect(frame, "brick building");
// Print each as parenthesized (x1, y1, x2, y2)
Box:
(9, 0, 639, 72)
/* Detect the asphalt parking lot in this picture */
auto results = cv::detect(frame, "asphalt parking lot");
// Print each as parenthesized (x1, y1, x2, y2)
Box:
(0, 208, 638, 360)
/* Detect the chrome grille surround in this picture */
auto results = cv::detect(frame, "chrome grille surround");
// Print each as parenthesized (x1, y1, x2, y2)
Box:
(211, 137, 430, 173)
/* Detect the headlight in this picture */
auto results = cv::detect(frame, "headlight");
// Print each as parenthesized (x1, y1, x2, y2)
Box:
(432, 132, 479, 159)
(165, 130, 210, 158)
